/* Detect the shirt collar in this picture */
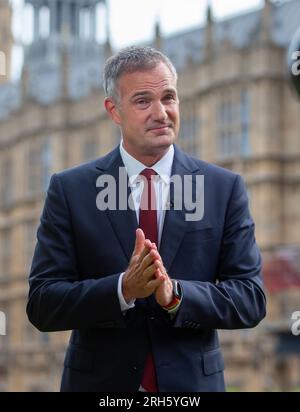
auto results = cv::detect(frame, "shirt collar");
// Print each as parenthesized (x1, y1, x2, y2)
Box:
(119, 139, 174, 185)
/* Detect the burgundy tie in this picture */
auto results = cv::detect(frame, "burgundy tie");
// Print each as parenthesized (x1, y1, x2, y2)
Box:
(139, 168, 158, 392)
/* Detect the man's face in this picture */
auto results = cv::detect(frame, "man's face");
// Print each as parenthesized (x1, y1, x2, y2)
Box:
(105, 62, 180, 162)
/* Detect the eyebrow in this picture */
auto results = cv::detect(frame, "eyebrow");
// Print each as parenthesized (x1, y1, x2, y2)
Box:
(130, 88, 177, 100)
(131, 91, 151, 100)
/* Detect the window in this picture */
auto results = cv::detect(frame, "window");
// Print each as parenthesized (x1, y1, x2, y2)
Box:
(217, 90, 251, 159)
(41, 139, 52, 192)
(79, 7, 90, 39)
(179, 102, 200, 156)
(83, 137, 99, 161)
(39, 6, 50, 39)
(240, 90, 251, 157)
(27, 138, 52, 195)
(0, 229, 11, 280)
(0, 156, 13, 207)
(24, 221, 37, 272)
(27, 143, 41, 196)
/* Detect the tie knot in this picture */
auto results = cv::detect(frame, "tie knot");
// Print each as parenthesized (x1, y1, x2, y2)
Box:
(140, 168, 157, 180)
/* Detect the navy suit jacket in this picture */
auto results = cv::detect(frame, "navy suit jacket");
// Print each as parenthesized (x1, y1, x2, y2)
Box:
(27, 145, 266, 392)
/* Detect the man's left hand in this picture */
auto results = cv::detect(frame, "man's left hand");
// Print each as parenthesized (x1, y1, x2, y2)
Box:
(145, 242, 174, 307)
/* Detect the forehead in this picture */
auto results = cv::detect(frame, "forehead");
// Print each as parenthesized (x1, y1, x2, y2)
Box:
(117, 63, 177, 97)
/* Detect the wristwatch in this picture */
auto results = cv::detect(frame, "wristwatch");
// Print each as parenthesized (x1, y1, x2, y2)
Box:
(171, 279, 181, 299)
(162, 279, 182, 311)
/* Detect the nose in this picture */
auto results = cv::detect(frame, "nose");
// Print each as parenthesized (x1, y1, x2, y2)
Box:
(152, 101, 168, 122)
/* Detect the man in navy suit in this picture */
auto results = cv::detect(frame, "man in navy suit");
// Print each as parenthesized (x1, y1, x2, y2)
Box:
(27, 46, 266, 392)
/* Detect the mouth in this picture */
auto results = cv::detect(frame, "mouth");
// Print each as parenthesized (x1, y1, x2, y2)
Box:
(148, 124, 172, 132)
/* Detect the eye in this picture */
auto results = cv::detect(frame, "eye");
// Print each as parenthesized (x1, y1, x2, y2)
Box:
(163, 94, 176, 102)
(135, 99, 151, 108)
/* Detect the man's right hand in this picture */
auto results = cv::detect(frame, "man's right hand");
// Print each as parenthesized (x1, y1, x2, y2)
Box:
(122, 228, 165, 303)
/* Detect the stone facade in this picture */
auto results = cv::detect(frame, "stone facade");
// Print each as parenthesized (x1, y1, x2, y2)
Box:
(0, 0, 13, 83)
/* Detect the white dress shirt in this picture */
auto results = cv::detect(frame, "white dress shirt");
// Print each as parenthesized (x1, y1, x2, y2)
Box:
(117, 140, 174, 311)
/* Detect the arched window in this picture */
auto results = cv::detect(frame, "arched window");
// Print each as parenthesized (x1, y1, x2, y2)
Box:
(39, 6, 50, 39)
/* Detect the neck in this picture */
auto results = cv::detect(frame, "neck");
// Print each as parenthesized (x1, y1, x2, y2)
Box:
(139, 152, 167, 167)
(123, 143, 170, 167)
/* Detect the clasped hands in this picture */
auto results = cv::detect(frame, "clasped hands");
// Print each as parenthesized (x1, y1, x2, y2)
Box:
(122, 228, 173, 307)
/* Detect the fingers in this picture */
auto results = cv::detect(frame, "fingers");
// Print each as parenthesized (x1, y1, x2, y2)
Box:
(147, 275, 166, 291)
(123, 257, 165, 300)
(151, 242, 163, 262)
(141, 248, 166, 273)
(133, 228, 145, 256)
(139, 249, 158, 274)
(132, 230, 159, 266)
(144, 239, 154, 249)
(143, 260, 162, 281)
(127, 230, 168, 299)
(136, 245, 151, 266)
(154, 259, 168, 278)
(139, 241, 162, 265)
(136, 239, 156, 265)
(132, 229, 152, 267)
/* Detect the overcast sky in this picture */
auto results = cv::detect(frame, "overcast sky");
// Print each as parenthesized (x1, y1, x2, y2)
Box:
(10, 0, 264, 79)
(11, 0, 264, 46)
(105, 0, 264, 47)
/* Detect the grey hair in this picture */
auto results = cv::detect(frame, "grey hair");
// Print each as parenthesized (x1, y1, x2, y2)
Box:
(103, 46, 178, 101)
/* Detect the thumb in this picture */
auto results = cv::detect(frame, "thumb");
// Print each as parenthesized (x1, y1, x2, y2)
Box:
(133, 228, 145, 256)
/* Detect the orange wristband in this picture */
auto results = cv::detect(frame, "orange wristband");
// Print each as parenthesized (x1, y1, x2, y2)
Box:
(162, 295, 181, 310)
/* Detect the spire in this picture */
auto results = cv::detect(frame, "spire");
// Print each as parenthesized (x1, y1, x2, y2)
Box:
(259, 0, 273, 44)
(0, 0, 13, 84)
(206, 1, 212, 25)
(204, 1, 214, 59)
(154, 18, 162, 51)
(104, 0, 112, 58)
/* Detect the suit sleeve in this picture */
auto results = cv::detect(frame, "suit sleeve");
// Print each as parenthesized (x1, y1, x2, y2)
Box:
(26, 173, 127, 332)
(173, 174, 266, 330)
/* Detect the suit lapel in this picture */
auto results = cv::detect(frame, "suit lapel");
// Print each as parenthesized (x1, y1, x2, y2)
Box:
(95, 147, 138, 262)
(159, 146, 200, 273)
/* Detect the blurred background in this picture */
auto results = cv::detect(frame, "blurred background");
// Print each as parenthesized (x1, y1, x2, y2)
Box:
(0, 0, 300, 392)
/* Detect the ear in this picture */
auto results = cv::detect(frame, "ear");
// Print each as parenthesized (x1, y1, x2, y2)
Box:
(104, 97, 121, 125)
